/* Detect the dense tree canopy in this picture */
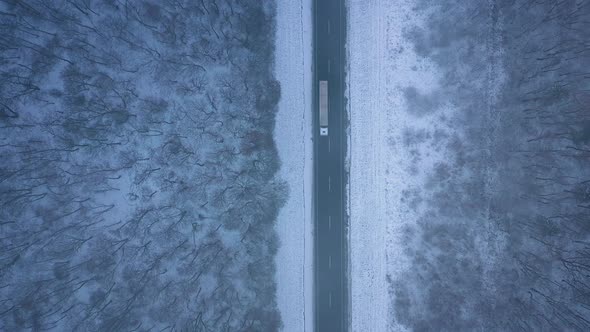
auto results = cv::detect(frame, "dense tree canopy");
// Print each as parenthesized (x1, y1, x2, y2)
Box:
(0, 0, 285, 330)
(391, 1, 590, 330)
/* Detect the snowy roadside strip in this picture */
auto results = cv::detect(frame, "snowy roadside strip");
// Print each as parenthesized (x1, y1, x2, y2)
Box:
(348, 0, 389, 331)
(344, 1, 353, 330)
(274, 0, 313, 331)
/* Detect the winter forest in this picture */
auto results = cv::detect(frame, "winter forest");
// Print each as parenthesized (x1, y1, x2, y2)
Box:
(0, 0, 285, 330)
(390, 0, 590, 330)
(3, 0, 590, 331)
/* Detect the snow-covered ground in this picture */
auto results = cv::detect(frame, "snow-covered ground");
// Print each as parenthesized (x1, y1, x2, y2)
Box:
(274, 0, 313, 331)
(347, 0, 442, 330)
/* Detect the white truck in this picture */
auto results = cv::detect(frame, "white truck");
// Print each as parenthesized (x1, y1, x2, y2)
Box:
(319, 80, 328, 136)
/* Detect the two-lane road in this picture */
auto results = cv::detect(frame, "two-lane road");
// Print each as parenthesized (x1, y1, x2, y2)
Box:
(314, 0, 347, 331)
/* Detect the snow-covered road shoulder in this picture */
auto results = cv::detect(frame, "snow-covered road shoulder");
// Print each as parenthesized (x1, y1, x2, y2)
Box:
(348, 0, 435, 330)
(274, 0, 313, 331)
(347, 0, 388, 330)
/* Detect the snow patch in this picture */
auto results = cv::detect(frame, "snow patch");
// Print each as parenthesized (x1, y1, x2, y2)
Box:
(274, 0, 313, 331)
(348, 0, 438, 331)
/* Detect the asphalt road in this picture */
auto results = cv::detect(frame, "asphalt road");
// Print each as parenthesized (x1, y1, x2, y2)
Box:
(314, 0, 347, 331)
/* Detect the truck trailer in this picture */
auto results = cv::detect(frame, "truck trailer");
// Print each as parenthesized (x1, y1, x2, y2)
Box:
(319, 80, 328, 136)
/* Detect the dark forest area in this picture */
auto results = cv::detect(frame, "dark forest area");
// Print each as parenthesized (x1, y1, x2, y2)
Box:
(0, 0, 285, 330)
(392, 0, 590, 330)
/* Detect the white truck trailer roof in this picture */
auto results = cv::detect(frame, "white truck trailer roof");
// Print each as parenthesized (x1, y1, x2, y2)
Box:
(319, 80, 328, 136)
